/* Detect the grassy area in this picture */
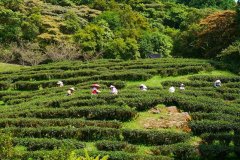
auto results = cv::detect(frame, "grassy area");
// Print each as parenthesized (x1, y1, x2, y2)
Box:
(0, 63, 27, 72)
(123, 110, 161, 129)
(126, 70, 237, 88)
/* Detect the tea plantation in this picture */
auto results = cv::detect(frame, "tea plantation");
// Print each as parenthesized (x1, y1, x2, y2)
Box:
(0, 58, 239, 160)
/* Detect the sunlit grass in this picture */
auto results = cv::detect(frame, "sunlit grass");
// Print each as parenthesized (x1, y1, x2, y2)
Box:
(0, 63, 27, 72)
(126, 70, 237, 88)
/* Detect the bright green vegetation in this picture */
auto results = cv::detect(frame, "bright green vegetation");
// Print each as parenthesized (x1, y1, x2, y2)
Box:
(127, 70, 237, 88)
(0, 58, 239, 159)
(0, 0, 240, 74)
(0, 63, 25, 72)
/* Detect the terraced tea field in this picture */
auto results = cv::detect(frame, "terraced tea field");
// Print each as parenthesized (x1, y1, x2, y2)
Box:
(0, 58, 239, 160)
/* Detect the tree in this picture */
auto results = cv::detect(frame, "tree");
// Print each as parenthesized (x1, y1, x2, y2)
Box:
(74, 20, 113, 59)
(0, 8, 23, 42)
(219, 41, 240, 63)
(14, 41, 46, 66)
(176, 0, 235, 9)
(0, 0, 24, 11)
(0, 43, 15, 63)
(60, 11, 87, 34)
(237, 0, 240, 31)
(45, 42, 81, 61)
(196, 11, 238, 58)
(173, 24, 202, 58)
(121, 38, 140, 60)
(139, 32, 173, 58)
(104, 38, 127, 59)
(218, 40, 240, 74)
(94, 11, 121, 30)
(104, 38, 140, 60)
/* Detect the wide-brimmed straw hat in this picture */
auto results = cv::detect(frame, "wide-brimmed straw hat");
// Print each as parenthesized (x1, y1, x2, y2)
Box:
(69, 87, 75, 91)
(92, 84, 100, 87)
(57, 81, 63, 84)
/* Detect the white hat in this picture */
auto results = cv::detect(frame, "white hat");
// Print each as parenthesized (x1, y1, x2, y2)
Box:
(110, 85, 115, 88)
(216, 80, 221, 83)
(169, 86, 175, 93)
(69, 87, 75, 91)
(57, 81, 63, 84)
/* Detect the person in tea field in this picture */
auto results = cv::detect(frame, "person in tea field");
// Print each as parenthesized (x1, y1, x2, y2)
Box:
(180, 83, 185, 91)
(169, 86, 175, 93)
(57, 81, 64, 87)
(140, 84, 147, 91)
(110, 85, 118, 95)
(214, 80, 221, 87)
(67, 87, 75, 96)
(91, 84, 101, 95)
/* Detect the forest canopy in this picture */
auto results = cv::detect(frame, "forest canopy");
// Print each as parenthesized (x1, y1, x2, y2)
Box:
(0, 0, 239, 72)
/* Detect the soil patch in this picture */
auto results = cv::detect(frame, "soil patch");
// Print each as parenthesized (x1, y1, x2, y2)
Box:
(141, 106, 191, 132)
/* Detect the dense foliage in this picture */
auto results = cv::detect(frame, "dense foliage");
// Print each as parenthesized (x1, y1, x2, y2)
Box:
(0, 58, 239, 159)
(0, 0, 239, 70)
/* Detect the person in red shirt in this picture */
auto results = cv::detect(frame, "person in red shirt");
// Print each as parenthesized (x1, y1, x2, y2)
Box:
(91, 84, 101, 95)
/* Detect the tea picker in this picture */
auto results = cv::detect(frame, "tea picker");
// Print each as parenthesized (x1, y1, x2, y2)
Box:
(180, 83, 185, 91)
(169, 86, 175, 93)
(214, 80, 221, 87)
(110, 85, 118, 95)
(91, 84, 101, 95)
(57, 81, 64, 87)
(140, 84, 147, 91)
(67, 87, 75, 96)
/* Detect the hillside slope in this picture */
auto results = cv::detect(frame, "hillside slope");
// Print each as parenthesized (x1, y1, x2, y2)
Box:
(1, 0, 239, 69)
(0, 58, 239, 159)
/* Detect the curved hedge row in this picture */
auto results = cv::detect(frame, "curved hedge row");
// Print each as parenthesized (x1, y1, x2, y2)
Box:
(2, 127, 190, 145)
(0, 118, 122, 128)
(13, 138, 85, 151)
(0, 106, 137, 121)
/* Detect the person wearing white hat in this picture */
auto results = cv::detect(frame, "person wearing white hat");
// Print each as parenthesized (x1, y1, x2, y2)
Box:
(180, 83, 185, 91)
(169, 86, 175, 93)
(140, 84, 147, 91)
(214, 80, 221, 87)
(67, 87, 75, 96)
(110, 85, 118, 95)
(57, 81, 64, 87)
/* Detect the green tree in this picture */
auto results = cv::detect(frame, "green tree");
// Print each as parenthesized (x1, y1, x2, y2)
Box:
(121, 38, 140, 60)
(139, 32, 173, 58)
(94, 11, 121, 30)
(173, 24, 201, 58)
(0, 0, 23, 11)
(104, 38, 140, 60)
(176, 0, 235, 9)
(74, 20, 113, 59)
(219, 41, 240, 63)
(0, 8, 23, 42)
(104, 38, 127, 59)
(60, 11, 87, 34)
(21, 15, 41, 40)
